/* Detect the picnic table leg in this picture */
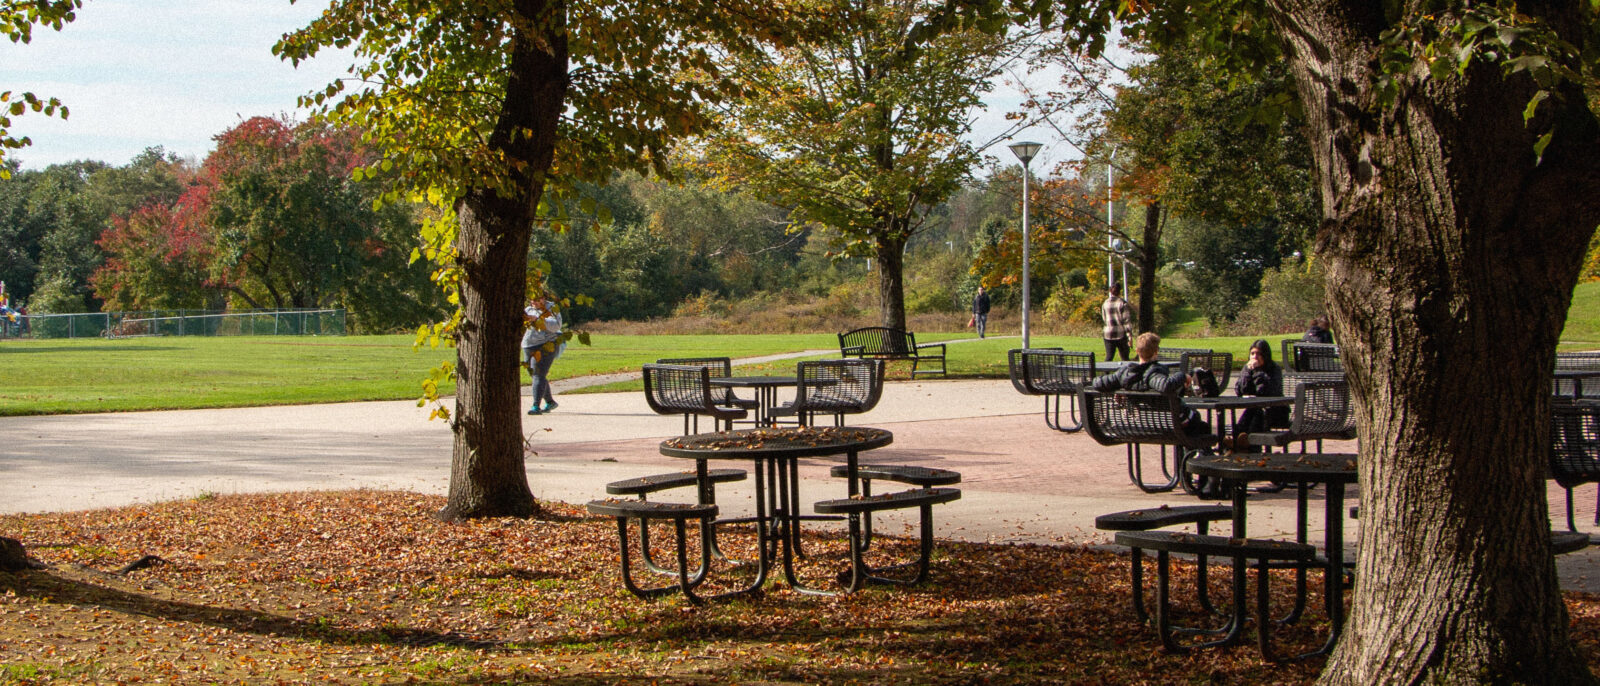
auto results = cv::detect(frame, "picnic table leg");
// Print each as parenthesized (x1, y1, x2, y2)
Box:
(1299, 481, 1348, 658)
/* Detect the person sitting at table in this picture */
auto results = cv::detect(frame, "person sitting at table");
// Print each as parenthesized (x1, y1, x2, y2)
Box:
(1225, 338, 1288, 451)
(1092, 332, 1210, 436)
(1304, 315, 1334, 344)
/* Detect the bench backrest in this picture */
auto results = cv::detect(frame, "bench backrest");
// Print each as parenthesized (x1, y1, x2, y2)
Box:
(794, 359, 884, 414)
(1282, 342, 1342, 372)
(1556, 353, 1600, 400)
(642, 364, 716, 416)
(1081, 389, 1194, 447)
(1553, 402, 1600, 488)
(839, 327, 915, 355)
(1179, 351, 1233, 390)
(1008, 348, 1094, 395)
(657, 356, 740, 405)
(1289, 378, 1356, 438)
(1155, 347, 1209, 375)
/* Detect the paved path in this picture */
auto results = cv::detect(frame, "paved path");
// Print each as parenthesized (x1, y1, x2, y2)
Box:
(6, 353, 1600, 591)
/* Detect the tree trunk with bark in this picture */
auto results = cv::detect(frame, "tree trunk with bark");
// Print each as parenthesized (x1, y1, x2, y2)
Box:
(1136, 201, 1160, 334)
(0, 537, 33, 572)
(1268, 2, 1600, 682)
(875, 231, 909, 331)
(438, 0, 568, 522)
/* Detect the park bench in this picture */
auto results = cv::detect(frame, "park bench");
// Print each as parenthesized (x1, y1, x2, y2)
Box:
(1242, 378, 1357, 453)
(837, 326, 946, 378)
(827, 463, 962, 551)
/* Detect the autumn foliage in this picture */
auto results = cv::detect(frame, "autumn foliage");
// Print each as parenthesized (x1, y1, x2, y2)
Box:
(89, 116, 440, 330)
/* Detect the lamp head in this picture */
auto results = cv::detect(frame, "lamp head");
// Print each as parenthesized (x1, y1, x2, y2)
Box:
(1008, 141, 1043, 166)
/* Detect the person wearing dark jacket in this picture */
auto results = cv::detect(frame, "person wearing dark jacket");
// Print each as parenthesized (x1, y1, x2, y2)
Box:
(1092, 333, 1209, 436)
(972, 286, 991, 338)
(1092, 332, 1188, 394)
(1228, 339, 1288, 449)
(1304, 316, 1334, 344)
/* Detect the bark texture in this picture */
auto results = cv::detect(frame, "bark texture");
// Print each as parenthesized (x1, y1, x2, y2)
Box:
(876, 231, 909, 331)
(439, 0, 568, 521)
(0, 537, 33, 572)
(1136, 201, 1161, 334)
(1264, 1, 1600, 682)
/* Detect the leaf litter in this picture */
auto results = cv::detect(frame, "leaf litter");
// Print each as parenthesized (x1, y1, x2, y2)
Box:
(0, 489, 1596, 684)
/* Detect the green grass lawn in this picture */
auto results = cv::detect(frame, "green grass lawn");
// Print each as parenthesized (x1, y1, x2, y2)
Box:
(6, 281, 1599, 416)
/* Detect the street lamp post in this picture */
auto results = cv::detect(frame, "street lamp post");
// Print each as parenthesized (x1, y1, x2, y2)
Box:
(1008, 141, 1042, 349)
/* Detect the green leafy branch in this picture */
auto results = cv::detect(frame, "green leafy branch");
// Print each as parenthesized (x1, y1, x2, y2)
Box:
(1376, 5, 1598, 160)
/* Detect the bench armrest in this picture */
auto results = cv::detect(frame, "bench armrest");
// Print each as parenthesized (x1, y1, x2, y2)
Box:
(841, 345, 866, 357)
(915, 342, 945, 356)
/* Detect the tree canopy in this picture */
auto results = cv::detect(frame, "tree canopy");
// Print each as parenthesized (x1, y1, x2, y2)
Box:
(276, 0, 803, 519)
(0, 0, 78, 177)
(702, 0, 1031, 330)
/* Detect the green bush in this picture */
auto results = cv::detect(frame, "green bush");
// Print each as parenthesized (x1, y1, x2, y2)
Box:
(1232, 257, 1327, 335)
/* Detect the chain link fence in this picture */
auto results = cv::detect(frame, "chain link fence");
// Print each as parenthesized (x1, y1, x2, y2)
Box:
(0, 308, 347, 339)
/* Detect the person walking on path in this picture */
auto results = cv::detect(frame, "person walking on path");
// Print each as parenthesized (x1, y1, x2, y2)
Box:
(971, 286, 991, 338)
(523, 296, 565, 415)
(1101, 284, 1134, 361)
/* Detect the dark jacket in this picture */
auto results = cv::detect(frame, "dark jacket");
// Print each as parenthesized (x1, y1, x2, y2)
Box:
(1304, 326, 1333, 344)
(973, 291, 991, 315)
(1092, 360, 1187, 395)
(1235, 339, 1289, 426)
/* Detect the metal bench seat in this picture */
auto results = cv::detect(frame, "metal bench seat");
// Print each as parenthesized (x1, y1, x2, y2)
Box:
(1083, 389, 1218, 493)
(812, 487, 961, 592)
(1008, 348, 1096, 432)
(587, 499, 719, 605)
(1114, 530, 1316, 660)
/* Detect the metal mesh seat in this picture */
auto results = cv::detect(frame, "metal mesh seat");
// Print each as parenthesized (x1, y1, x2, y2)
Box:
(1281, 342, 1342, 373)
(773, 359, 883, 426)
(1007, 348, 1095, 432)
(1082, 389, 1218, 493)
(1551, 402, 1600, 531)
(1555, 352, 1600, 399)
(1155, 347, 1210, 375)
(642, 364, 748, 434)
(1244, 378, 1356, 451)
(656, 356, 759, 411)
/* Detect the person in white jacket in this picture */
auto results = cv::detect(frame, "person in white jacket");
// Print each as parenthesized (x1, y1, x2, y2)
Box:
(522, 297, 565, 415)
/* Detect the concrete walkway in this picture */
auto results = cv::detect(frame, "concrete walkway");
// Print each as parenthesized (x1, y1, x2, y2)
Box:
(5, 358, 1600, 591)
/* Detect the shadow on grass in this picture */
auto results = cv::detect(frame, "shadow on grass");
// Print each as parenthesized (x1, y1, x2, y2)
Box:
(0, 569, 501, 649)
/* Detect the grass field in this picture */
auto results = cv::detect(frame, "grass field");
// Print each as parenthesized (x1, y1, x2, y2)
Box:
(4, 282, 1598, 416)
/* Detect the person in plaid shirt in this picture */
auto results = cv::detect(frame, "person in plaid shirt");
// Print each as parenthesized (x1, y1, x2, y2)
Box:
(1101, 285, 1134, 361)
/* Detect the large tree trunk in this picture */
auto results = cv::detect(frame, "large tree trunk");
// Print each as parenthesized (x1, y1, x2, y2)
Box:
(1136, 201, 1160, 334)
(875, 230, 908, 331)
(439, 0, 568, 521)
(1268, 2, 1600, 682)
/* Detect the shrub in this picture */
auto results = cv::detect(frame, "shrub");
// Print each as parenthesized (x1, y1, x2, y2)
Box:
(1231, 257, 1327, 335)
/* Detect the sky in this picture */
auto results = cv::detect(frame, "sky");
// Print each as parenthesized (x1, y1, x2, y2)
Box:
(0, 1, 1074, 174)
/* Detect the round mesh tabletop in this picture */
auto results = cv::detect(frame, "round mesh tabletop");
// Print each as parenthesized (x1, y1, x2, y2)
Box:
(1186, 453, 1358, 484)
(660, 426, 893, 460)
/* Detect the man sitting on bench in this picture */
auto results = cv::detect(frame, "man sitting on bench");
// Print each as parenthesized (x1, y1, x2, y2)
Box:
(1092, 332, 1209, 437)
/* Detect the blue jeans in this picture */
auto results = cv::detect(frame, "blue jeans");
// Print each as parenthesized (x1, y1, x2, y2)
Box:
(527, 343, 564, 407)
(974, 313, 987, 337)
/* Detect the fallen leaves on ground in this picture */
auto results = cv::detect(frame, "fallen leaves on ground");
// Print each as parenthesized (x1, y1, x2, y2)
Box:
(0, 490, 1591, 684)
